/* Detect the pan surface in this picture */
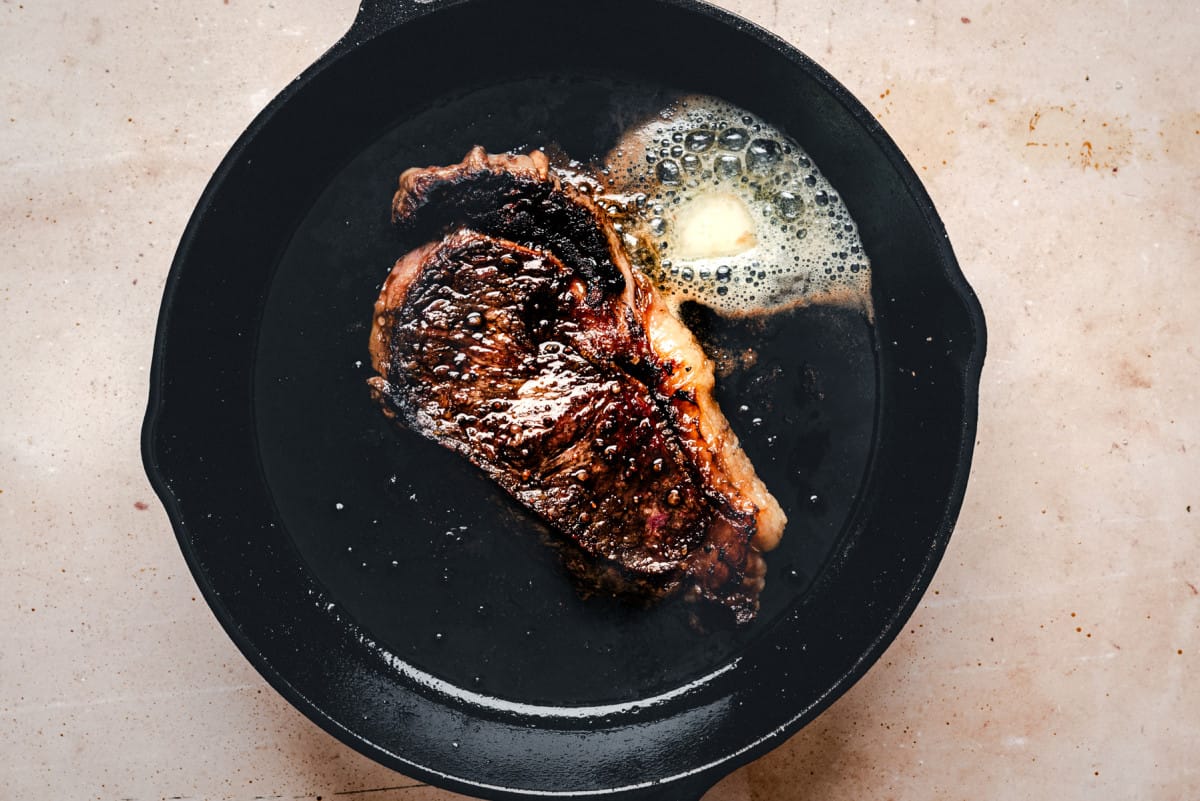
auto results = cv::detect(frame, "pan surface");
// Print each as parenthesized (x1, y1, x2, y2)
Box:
(143, 1, 985, 799)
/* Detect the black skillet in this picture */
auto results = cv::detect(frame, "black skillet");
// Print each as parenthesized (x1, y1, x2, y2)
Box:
(142, 1, 986, 798)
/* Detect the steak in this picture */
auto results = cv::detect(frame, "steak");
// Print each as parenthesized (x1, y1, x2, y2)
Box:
(369, 147, 785, 624)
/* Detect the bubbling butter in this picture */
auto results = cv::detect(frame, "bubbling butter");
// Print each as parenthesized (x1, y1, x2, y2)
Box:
(600, 95, 873, 317)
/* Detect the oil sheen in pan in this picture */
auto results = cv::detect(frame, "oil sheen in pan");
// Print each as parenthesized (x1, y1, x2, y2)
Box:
(252, 75, 878, 708)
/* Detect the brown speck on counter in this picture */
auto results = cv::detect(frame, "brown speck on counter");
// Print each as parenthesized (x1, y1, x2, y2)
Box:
(1021, 104, 1133, 170)
(133, 501, 149, 510)
(1115, 357, 1152, 390)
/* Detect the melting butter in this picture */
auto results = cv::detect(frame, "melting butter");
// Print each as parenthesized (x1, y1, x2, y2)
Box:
(601, 95, 873, 317)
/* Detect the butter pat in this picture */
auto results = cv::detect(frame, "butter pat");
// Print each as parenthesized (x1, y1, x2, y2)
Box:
(670, 192, 757, 259)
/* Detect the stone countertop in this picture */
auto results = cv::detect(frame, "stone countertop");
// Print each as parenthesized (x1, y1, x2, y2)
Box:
(2, 1, 1197, 799)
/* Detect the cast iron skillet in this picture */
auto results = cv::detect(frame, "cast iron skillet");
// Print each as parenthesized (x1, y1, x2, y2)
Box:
(142, 0, 986, 798)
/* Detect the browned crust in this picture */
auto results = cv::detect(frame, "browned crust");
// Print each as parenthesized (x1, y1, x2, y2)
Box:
(392, 146, 554, 223)
(369, 239, 442, 385)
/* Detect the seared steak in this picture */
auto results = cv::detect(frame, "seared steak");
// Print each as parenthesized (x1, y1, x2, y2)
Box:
(369, 148, 785, 624)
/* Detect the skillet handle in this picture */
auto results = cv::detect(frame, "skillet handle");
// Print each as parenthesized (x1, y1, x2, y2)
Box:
(351, 0, 440, 33)
(322, 0, 442, 57)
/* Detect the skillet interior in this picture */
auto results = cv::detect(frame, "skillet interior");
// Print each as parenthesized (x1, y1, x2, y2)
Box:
(254, 76, 879, 707)
(143, 1, 985, 798)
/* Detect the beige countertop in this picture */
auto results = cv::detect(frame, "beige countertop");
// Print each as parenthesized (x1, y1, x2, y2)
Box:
(3, 1, 1197, 798)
